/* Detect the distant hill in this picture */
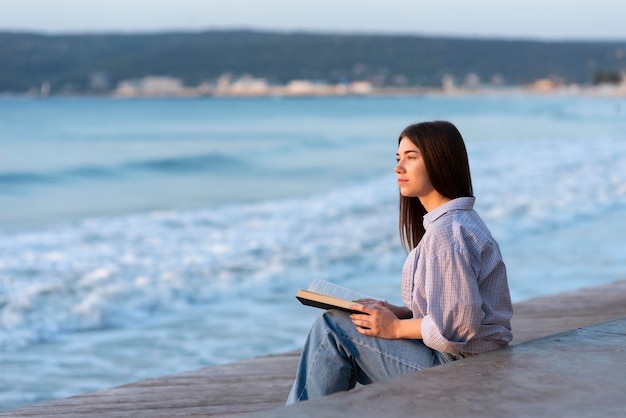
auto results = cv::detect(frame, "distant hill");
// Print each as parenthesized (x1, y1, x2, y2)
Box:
(0, 30, 625, 94)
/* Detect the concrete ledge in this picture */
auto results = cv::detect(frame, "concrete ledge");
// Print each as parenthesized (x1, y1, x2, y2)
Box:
(3, 279, 626, 417)
(242, 317, 626, 418)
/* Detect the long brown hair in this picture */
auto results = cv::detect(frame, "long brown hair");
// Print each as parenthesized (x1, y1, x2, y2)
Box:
(398, 121, 473, 252)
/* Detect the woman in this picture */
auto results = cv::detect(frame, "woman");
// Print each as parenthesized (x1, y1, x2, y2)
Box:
(286, 120, 513, 404)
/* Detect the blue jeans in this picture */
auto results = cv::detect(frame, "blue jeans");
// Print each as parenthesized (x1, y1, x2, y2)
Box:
(286, 309, 454, 404)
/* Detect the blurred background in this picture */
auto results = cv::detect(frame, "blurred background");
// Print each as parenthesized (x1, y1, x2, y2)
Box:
(1, 0, 625, 411)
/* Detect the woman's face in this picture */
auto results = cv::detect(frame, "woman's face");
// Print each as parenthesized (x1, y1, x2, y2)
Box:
(395, 137, 435, 199)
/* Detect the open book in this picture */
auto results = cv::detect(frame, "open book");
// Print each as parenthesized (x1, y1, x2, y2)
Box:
(296, 279, 379, 314)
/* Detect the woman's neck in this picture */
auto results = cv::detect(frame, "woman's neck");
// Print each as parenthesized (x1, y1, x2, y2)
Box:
(420, 192, 451, 213)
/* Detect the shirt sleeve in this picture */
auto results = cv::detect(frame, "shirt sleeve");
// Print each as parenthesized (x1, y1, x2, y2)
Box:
(419, 247, 485, 355)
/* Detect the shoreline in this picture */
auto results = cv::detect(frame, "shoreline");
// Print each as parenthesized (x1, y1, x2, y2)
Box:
(2, 83, 626, 99)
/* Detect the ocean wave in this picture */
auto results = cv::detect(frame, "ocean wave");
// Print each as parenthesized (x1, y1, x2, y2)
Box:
(0, 152, 245, 190)
(0, 176, 400, 350)
(123, 153, 242, 174)
(0, 172, 58, 185)
(472, 135, 626, 239)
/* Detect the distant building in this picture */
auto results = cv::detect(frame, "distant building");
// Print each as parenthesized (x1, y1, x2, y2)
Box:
(114, 76, 187, 97)
(463, 73, 481, 89)
(40, 81, 51, 97)
(530, 78, 557, 92)
(284, 80, 341, 95)
(285, 80, 319, 95)
(222, 75, 270, 96)
(348, 81, 374, 95)
(441, 74, 455, 92)
(139, 76, 186, 96)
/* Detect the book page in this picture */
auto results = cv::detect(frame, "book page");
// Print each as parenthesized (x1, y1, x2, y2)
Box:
(307, 279, 377, 302)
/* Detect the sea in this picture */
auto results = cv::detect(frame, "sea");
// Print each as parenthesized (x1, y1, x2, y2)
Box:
(1, 94, 625, 410)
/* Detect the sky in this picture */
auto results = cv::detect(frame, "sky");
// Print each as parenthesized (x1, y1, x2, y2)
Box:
(0, 0, 625, 41)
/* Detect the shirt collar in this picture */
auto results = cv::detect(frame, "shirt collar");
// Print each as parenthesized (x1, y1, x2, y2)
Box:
(423, 196, 475, 230)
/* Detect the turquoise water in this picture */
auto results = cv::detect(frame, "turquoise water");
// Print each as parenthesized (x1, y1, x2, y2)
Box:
(1, 95, 625, 410)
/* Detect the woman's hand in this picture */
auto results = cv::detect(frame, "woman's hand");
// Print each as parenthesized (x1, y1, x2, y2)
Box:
(349, 301, 401, 339)
(350, 300, 423, 340)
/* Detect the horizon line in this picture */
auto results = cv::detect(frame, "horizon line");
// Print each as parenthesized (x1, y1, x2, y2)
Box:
(1, 26, 626, 44)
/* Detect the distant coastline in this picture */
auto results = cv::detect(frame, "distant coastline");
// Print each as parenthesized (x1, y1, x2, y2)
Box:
(2, 30, 625, 97)
(5, 77, 626, 99)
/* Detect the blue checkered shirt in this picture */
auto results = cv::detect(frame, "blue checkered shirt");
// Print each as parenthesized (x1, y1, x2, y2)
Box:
(401, 197, 513, 356)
